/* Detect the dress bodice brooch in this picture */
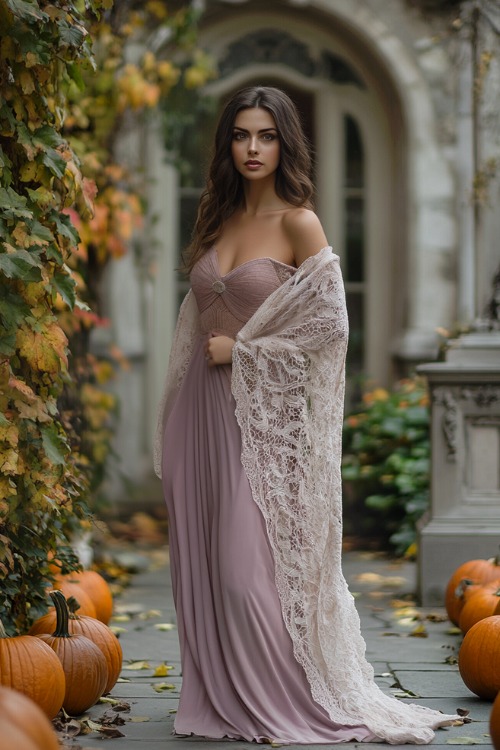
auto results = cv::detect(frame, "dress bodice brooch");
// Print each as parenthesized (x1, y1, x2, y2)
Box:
(212, 280, 226, 294)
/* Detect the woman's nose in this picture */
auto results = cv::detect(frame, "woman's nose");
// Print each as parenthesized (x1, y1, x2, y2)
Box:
(248, 137, 258, 154)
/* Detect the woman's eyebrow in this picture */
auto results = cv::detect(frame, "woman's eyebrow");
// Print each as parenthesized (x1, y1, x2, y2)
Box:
(232, 127, 278, 134)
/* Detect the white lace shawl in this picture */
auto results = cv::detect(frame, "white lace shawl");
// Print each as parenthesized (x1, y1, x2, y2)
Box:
(154, 247, 458, 744)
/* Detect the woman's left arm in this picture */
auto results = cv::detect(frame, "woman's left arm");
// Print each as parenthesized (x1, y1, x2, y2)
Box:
(283, 209, 328, 267)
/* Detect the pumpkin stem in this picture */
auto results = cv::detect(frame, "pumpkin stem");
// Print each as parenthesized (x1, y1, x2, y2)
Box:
(67, 596, 82, 619)
(49, 590, 72, 638)
(454, 578, 475, 598)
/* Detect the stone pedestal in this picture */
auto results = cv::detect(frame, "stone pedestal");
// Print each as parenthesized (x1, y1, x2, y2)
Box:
(417, 333, 500, 605)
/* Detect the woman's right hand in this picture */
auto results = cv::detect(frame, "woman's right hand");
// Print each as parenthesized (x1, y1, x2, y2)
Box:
(205, 334, 235, 367)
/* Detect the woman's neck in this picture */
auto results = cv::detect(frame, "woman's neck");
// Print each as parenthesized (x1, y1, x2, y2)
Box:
(242, 177, 288, 216)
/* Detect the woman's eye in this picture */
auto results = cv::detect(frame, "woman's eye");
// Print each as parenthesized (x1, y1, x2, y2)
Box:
(262, 134, 275, 141)
(233, 132, 246, 140)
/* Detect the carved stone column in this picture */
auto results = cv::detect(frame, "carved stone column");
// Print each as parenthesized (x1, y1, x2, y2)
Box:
(417, 334, 500, 605)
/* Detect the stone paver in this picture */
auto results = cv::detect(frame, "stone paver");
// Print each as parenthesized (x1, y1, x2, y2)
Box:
(70, 550, 492, 750)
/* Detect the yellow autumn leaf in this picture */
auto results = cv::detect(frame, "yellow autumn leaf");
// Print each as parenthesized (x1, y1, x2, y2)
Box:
(123, 661, 150, 671)
(25, 52, 38, 68)
(409, 623, 428, 638)
(19, 70, 35, 94)
(152, 682, 176, 693)
(153, 622, 176, 631)
(98, 696, 122, 706)
(109, 626, 127, 635)
(17, 323, 68, 372)
(111, 614, 131, 622)
(153, 663, 173, 677)
(0, 449, 20, 475)
(20, 161, 38, 182)
(0, 423, 19, 447)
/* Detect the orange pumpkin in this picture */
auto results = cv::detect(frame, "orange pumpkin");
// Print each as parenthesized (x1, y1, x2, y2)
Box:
(445, 556, 500, 625)
(0, 620, 65, 719)
(37, 591, 108, 716)
(30, 597, 122, 694)
(459, 581, 500, 634)
(53, 577, 97, 617)
(490, 690, 500, 749)
(64, 570, 113, 624)
(458, 615, 500, 699)
(0, 685, 59, 750)
(445, 578, 483, 626)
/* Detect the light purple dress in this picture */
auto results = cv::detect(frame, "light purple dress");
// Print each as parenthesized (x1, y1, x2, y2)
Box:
(162, 247, 374, 744)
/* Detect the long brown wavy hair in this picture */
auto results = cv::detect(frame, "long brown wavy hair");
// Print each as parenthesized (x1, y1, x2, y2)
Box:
(183, 86, 314, 273)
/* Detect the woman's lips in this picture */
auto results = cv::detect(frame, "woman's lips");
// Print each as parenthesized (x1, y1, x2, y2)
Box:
(244, 160, 263, 169)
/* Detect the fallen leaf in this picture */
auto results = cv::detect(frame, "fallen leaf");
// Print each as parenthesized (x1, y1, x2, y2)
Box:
(446, 738, 483, 744)
(393, 690, 420, 699)
(154, 662, 174, 677)
(390, 599, 417, 609)
(425, 612, 448, 623)
(168, 709, 177, 714)
(446, 627, 462, 635)
(130, 716, 151, 723)
(392, 606, 420, 619)
(457, 709, 470, 717)
(98, 727, 125, 738)
(138, 609, 162, 620)
(154, 622, 176, 631)
(111, 614, 131, 623)
(116, 677, 131, 683)
(109, 625, 128, 635)
(152, 682, 176, 693)
(81, 718, 102, 733)
(123, 660, 150, 671)
(111, 703, 131, 714)
(100, 710, 127, 723)
(114, 602, 147, 615)
(409, 624, 428, 638)
(98, 696, 122, 705)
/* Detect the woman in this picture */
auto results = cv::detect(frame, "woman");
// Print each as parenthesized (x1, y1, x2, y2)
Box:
(154, 86, 457, 744)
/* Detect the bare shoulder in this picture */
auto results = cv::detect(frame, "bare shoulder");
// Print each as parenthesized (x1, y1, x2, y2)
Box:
(282, 208, 328, 267)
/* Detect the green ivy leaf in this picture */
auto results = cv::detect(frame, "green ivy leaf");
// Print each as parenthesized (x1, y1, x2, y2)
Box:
(0, 289, 31, 327)
(52, 269, 76, 309)
(41, 148, 66, 179)
(40, 424, 68, 465)
(0, 250, 43, 281)
(67, 61, 85, 91)
(0, 332, 16, 355)
(5, 0, 49, 22)
(58, 20, 86, 48)
(49, 210, 79, 243)
(29, 220, 54, 246)
(32, 125, 63, 150)
(0, 187, 32, 218)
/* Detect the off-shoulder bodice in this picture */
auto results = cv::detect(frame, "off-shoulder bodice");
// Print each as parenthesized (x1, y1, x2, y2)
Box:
(190, 246, 296, 339)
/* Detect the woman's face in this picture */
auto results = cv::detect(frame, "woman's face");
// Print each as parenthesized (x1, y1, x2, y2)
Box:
(230, 107, 280, 181)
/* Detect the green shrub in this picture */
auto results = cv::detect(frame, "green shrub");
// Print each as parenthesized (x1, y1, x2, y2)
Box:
(342, 378, 430, 557)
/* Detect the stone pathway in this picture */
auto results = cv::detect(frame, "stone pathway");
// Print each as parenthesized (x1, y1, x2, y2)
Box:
(70, 549, 492, 749)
